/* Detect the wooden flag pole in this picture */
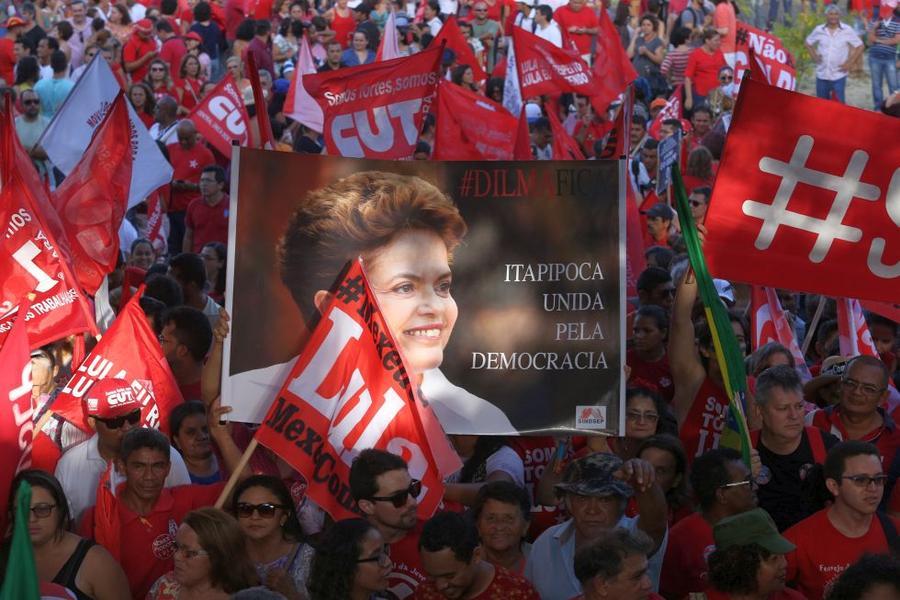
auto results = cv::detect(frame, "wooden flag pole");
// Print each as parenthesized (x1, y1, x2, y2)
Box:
(801, 298, 827, 357)
(214, 438, 258, 509)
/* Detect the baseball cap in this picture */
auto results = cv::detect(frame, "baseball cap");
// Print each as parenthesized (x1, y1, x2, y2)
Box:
(650, 98, 668, 110)
(646, 203, 675, 220)
(713, 508, 796, 554)
(185, 31, 202, 42)
(3, 16, 26, 28)
(135, 18, 153, 32)
(83, 378, 142, 420)
(555, 453, 633, 499)
(803, 355, 850, 402)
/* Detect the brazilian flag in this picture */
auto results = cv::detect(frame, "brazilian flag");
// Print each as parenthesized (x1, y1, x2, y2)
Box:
(0, 481, 40, 600)
(672, 165, 752, 465)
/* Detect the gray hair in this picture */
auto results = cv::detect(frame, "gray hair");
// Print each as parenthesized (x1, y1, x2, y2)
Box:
(755, 364, 803, 407)
(824, 4, 841, 14)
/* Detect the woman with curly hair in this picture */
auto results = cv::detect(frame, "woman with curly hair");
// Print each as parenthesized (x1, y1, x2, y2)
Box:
(707, 508, 804, 599)
(307, 519, 392, 600)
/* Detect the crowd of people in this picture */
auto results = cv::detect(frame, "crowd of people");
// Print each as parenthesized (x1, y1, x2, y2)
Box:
(0, 0, 899, 598)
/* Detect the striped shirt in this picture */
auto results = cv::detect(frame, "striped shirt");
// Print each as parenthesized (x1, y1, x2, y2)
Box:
(662, 46, 692, 85)
(870, 16, 900, 60)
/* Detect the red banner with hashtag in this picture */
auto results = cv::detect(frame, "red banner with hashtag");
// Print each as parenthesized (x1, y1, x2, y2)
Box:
(703, 78, 900, 304)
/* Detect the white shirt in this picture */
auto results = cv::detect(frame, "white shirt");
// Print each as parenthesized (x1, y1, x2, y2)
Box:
(437, 0, 457, 15)
(514, 10, 535, 32)
(427, 16, 443, 36)
(805, 22, 863, 81)
(535, 20, 563, 47)
(149, 119, 181, 144)
(55, 434, 192, 524)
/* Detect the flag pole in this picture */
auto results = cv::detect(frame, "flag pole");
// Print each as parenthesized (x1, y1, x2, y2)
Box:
(801, 297, 827, 357)
(214, 438, 258, 509)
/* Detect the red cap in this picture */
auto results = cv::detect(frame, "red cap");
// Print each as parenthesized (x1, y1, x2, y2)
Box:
(83, 379, 142, 419)
(3, 16, 26, 28)
(185, 31, 202, 41)
(135, 18, 153, 32)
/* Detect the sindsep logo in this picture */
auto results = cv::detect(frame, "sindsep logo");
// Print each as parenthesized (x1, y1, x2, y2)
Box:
(575, 406, 606, 430)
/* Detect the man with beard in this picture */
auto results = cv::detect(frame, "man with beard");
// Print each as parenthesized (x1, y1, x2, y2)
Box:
(158, 306, 212, 402)
(351, 449, 427, 599)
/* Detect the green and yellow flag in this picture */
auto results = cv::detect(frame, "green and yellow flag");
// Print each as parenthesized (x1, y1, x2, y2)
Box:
(0, 481, 40, 600)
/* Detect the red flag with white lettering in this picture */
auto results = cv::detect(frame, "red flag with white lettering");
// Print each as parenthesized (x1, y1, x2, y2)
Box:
(51, 286, 183, 433)
(303, 46, 442, 159)
(254, 259, 461, 521)
(0, 314, 33, 534)
(590, 8, 638, 114)
(837, 298, 879, 357)
(750, 286, 811, 380)
(433, 81, 517, 160)
(512, 27, 601, 100)
(188, 74, 251, 156)
(52, 92, 133, 296)
(648, 85, 682, 140)
(703, 78, 900, 304)
(433, 17, 487, 82)
(734, 22, 796, 90)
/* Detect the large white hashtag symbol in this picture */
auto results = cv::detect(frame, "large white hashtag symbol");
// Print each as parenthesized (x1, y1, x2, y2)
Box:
(742, 135, 881, 263)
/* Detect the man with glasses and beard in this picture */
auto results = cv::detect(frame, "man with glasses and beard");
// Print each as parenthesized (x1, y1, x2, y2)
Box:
(14, 88, 51, 178)
(351, 449, 428, 599)
(55, 378, 190, 524)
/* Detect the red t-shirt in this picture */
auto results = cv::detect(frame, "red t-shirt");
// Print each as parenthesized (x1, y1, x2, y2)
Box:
(626, 349, 675, 403)
(706, 589, 806, 600)
(660, 512, 715, 600)
(160, 36, 187, 80)
(224, 0, 247, 40)
(123, 34, 159, 82)
(680, 377, 730, 462)
(166, 142, 216, 212)
(553, 4, 599, 55)
(713, 1, 736, 54)
(784, 509, 899, 600)
(809, 406, 900, 471)
(80, 483, 224, 599)
(388, 522, 427, 599)
(0, 38, 15, 87)
(185, 194, 229, 252)
(684, 47, 726, 96)
(414, 566, 540, 599)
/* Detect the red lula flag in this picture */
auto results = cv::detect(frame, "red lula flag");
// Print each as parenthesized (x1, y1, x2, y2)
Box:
(375, 9, 401, 61)
(590, 7, 637, 114)
(433, 81, 517, 160)
(512, 27, 601, 99)
(734, 22, 796, 90)
(187, 74, 251, 156)
(837, 298, 879, 357)
(648, 85, 682, 139)
(0, 314, 34, 535)
(52, 92, 133, 296)
(433, 17, 487, 82)
(703, 77, 900, 304)
(255, 259, 461, 521)
(283, 35, 324, 134)
(304, 45, 442, 159)
(51, 285, 184, 434)
(750, 286, 811, 380)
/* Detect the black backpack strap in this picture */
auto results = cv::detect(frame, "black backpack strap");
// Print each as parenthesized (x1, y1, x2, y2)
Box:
(876, 511, 900, 556)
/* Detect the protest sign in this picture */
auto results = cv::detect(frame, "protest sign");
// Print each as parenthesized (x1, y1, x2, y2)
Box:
(222, 151, 626, 436)
(734, 22, 797, 90)
(656, 131, 681, 196)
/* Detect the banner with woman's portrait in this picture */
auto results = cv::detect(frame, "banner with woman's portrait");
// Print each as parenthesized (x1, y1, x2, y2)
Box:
(222, 150, 626, 436)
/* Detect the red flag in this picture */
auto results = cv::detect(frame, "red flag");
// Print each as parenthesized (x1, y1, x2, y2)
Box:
(703, 78, 900, 304)
(304, 46, 442, 159)
(51, 286, 184, 433)
(513, 110, 532, 160)
(512, 27, 602, 99)
(746, 48, 771, 84)
(734, 22, 796, 90)
(52, 93, 133, 295)
(145, 191, 167, 255)
(590, 8, 638, 114)
(0, 314, 33, 534)
(433, 17, 487, 82)
(433, 81, 517, 160)
(625, 173, 646, 301)
(860, 300, 900, 324)
(837, 298, 879, 357)
(546, 100, 584, 160)
(187, 74, 251, 156)
(246, 52, 275, 149)
(254, 259, 461, 521)
(648, 85, 682, 140)
(750, 286, 812, 380)
(375, 9, 401, 61)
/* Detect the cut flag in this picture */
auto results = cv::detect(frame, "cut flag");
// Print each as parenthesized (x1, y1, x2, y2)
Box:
(433, 81, 517, 160)
(0, 313, 33, 537)
(284, 36, 325, 133)
(187, 74, 251, 156)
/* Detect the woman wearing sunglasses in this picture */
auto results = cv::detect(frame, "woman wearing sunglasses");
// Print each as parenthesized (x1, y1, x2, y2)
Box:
(231, 475, 315, 600)
(307, 518, 393, 600)
(1, 470, 130, 600)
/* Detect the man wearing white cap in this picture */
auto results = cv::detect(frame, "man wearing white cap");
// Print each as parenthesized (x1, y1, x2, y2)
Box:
(55, 378, 190, 523)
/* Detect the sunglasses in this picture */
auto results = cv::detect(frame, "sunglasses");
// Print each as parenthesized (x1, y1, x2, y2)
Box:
(22, 99, 40, 105)
(689, 199, 705, 207)
(235, 502, 288, 518)
(151, 67, 165, 72)
(369, 479, 422, 508)
(94, 409, 141, 429)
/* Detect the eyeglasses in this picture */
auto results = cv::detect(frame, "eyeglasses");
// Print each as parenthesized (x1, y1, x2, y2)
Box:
(719, 475, 756, 489)
(22, 99, 40, 105)
(841, 378, 885, 396)
(28, 503, 56, 518)
(357, 545, 391, 566)
(369, 479, 422, 508)
(689, 199, 705, 207)
(626, 410, 659, 423)
(94, 409, 141, 429)
(151, 67, 165, 72)
(842, 474, 888, 487)
(719, 75, 733, 82)
(174, 544, 209, 559)
(235, 502, 288, 518)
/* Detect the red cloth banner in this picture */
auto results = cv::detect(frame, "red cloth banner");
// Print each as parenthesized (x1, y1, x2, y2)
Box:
(52, 93, 133, 296)
(0, 283, 91, 350)
(861, 300, 900, 324)
(433, 17, 487, 82)
(304, 46, 442, 159)
(255, 259, 460, 521)
(188, 74, 251, 157)
(590, 8, 638, 114)
(546, 100, 585, 160)
(648, 85, 682, 140)
(0, 314, 34, 534)
(837, 298, 879, 357)
(734, 22, 796, 90)
(750, 286, 811, 380)
(512, 27, 600, 99)
(433, 81, 517, 160)
(52, 286, 183, 433)
(703, 78, 900, 304)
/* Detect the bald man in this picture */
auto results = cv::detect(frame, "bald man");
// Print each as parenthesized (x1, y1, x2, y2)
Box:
(166, 118, 215, 254)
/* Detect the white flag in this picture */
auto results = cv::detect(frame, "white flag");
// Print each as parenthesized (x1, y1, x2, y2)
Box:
(376, 9, 402, 61)
(502, 37, 522, 118)
(283, 36, 324, 133)
(39, 55, 173, 208)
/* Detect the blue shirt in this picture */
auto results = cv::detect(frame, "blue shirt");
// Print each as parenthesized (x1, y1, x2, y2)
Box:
(33, 76, 74, 117)
(341, 48, 375, 67)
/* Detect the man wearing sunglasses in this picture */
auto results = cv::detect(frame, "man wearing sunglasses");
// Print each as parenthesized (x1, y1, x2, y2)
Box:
(55, 378, 190, 523)
(13, 88, 51, 179)
(351, 449, 426, 599)
(784, 441, 900, 599)
(807, 356, 900, 502)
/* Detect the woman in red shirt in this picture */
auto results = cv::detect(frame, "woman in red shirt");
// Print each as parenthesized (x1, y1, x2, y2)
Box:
(684, 29, 725, 112)
(144, 59, 178, 102)
(128, 82, 157, 128)
(325, 0, 355, 48)
(177, 54, 205, 113)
